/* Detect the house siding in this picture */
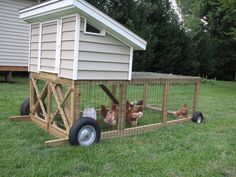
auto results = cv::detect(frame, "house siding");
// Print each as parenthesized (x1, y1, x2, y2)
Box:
(59, 15, 76, 79)
(40, 21, 57, 72)
(78, 18, 130, 80)
(0, 0, 37, 69)
(29, 23, 39, 72)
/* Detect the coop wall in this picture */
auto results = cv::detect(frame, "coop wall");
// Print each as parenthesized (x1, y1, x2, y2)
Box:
(29, 23, 39, 72)
(28, 14, 133, 80)
(40, 21, 57, 72)
(59, 15, 76, 79)
(77, 18, 132, 80)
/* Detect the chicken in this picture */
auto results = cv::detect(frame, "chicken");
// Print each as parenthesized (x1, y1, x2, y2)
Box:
(126, 103, 143, 127)
(103, 104, 119, 128)
(100, 105, 109, 119)
(126, 100, 144, 113)
(173, 104, 188, 118)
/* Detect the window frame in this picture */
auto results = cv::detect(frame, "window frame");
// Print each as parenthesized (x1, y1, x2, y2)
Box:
(83, 18, 105, 36)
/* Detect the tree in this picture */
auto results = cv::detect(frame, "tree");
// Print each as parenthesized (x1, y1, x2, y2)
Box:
(205, 0, 236, 80)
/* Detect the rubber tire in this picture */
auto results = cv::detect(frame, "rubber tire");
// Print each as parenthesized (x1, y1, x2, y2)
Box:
(69, 117, 101, 146)
(192, 111, 204, 123)
(20, 97, 46, 118)
(20, 98, 30, 115)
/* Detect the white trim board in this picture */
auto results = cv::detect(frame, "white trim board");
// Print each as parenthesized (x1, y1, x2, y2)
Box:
(37, 23, 42, 73)
(73, 13, 80, 80)
(19, 0, 147, 51)
(55, 19, 62, 74)
(128, 47, 133, 80)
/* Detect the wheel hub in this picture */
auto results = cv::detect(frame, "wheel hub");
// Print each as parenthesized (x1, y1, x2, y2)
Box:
(78, 125, 96, 146)
(197, 116, 202, 123)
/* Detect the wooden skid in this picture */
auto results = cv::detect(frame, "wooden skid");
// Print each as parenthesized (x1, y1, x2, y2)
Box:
(44, 138, 69, 147)
(31, 116, 68, 139)
(9, 115, 31, 121)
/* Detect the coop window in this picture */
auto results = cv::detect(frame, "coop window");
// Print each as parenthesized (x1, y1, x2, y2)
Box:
(84, 19, 105, 36)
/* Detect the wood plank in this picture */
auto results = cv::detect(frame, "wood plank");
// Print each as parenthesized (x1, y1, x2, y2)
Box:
(9, 115, 31, 121)
(101, 130, 120, 140)
(30, 76, 35, 116)
(48, 124, 68, 138)
(0, 66, 28, 71)
(161, 83, 170, 123)
(146, 104, 174, 115)
(50, 83, 70, 131)
(50, 85, 71, 124)
(31, 78, 48, 117)
(99, 84, 119, 105)
(44, 138, 69, 147)
(47, 81, 52, 123)
(70, 81, 80, 127)
(143, 81, 148, 107)
(123, 117, 192, 137)
(117, 83, 127, 131)
(31, 115, 48, 131)
(31, 72, 72, 85)
(55, 84, 72, 126)
(193, 81, 200, 113)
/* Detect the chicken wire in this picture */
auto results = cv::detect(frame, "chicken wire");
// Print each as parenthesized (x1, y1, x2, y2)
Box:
(75, 79, 197, 137)
(30, 73, 200, 139)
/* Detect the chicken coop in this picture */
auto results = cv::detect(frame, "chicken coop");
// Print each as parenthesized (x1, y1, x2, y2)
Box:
(10, 0, 203, 147)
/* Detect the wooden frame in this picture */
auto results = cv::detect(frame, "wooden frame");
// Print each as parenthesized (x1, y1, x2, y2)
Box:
(0, 66, 28, 72)
(10, 72, 201, 146)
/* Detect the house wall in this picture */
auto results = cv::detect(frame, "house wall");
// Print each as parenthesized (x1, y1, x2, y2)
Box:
(78, 18, 131, 80)
(0, 0, 37, 70)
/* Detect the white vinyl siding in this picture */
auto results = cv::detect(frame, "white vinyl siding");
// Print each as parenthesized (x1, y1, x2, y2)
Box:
(59, 16, 76, 79)
(29, 23, 39, 72)
(78, 18, 130, 80)
(0, 0, 37, 68)
(40, 21, 57, 72)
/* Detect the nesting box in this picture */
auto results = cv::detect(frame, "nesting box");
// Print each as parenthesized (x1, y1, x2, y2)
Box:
(19, 0, 147, 80)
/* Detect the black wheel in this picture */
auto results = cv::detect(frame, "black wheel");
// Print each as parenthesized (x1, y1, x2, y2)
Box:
(20, 97, 45, 118)
(20, 98, 30, 115)
(192, 111, 204, 123)
(69, 117, 101, 147)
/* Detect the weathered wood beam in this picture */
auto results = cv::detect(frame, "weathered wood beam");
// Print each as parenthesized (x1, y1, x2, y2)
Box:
(99, 84, 119, 105)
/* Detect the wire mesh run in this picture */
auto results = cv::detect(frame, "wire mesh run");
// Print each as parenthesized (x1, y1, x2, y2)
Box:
(30, 72, 200, 140)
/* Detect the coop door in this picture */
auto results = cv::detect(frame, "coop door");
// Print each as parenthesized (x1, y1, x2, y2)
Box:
(39, 21, 58, 73)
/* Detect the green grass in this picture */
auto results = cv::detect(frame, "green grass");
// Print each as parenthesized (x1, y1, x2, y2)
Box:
(0, 77, 236, 177)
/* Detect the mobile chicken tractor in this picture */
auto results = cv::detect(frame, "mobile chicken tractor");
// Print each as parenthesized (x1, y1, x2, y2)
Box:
(11, 0, 203, 147)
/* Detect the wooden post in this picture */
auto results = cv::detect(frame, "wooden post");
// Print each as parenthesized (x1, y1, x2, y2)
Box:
(30, 74, 35, 116)
(47, 81, 52, 129)
(193, 81, 200, 113)
(71, 81, 80, 127)
(117, 82, 127, 134)
(161, 82, 169, 123)
(56, 84, 71, 121)
(4, 71, 13, 82)
(143, 81, 148, 107)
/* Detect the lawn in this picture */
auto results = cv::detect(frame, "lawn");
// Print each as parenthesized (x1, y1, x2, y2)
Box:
(0, 76, 235, 177)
